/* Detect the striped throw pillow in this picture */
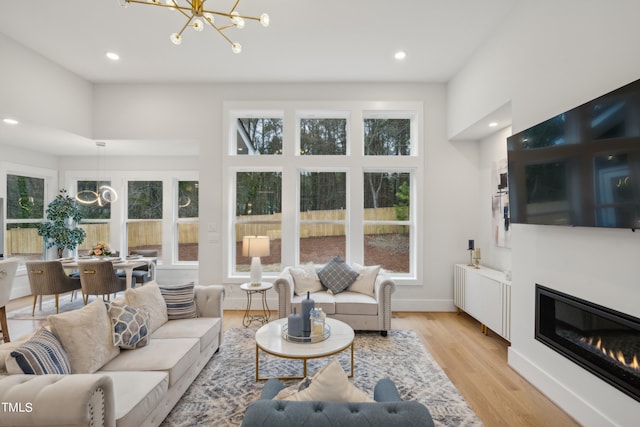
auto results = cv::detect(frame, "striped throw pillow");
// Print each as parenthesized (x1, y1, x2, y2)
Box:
(159, 282, 197, 320)
(10, 328, 71, 375)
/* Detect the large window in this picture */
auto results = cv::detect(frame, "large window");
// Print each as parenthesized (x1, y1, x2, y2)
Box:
(127, 180, 163, 257)
(225, 102, 421, 283)
(5, 174, 45, 261)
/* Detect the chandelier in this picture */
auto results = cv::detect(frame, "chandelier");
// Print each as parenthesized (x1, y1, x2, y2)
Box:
(75, 142, 118, 206)
(120, 0, 270, 54)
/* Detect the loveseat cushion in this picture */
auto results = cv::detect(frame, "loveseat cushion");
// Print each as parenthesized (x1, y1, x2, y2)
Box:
(333, 292, 378, 316)
(291, 291, 336, 315)
(48, 298, 120, 374)
(98, 337, 199, 387)
(100, 371, 168, 427)
(348, 263, 380, 297)
(318, 256, 359, 294)
(290, 264, 324, 295)
(151, 317, 221, 353)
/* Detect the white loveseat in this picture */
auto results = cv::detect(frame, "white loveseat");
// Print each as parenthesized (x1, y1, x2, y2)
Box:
(0, 282, 224, 427)
(274, 261, 395, 336)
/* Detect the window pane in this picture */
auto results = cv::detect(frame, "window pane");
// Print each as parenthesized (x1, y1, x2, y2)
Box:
(300, 172, 346, 212)
(178, 181, 199, 218)
(300, 118, 347, 155)
(364, 225, 409, 273)
(5, 224, 42, 260)
(364, 118, 411, 155)
(236, 172, 282, 216)
(77, 223, 110, 256)
(363, 172, 410, 220)
(128, 221, 162, 257)
(7, 174, 44, 220)
(237, 118, 283, 155)
(128, 181, 163, 219)
(77, 180, 112, 219)
(300, 225, 346, 264)
(235, 224, 281, 272)
(178, 222, 198, 261)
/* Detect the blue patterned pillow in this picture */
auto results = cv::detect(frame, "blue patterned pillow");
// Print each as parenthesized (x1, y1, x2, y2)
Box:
(159, 282, 197, 320)
(318, 256, 359, 294)
(107, 302, 150, 349)
(10, 328, 71, 374)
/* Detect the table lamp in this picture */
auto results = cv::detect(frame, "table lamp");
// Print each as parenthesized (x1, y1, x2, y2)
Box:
(242, 235, 270, 286)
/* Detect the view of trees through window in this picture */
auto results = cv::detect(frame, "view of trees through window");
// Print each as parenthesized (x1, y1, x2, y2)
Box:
(128, 181, 163, 256)
(5, 174, 45, 260)
(300, 118, 347, 155)
(364, 118, 411, 155)
(178, 181, 199, 261)
(236, 118, 283, 155)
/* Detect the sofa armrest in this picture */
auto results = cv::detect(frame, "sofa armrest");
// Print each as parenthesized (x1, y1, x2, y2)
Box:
(274, 268, 295, 319)
(373, 378, 402, 402)
(0, 374, 115, 427)
(259, 378, 286, 400)
(374, 272, 396, 332)
(194, 284, 225, 318)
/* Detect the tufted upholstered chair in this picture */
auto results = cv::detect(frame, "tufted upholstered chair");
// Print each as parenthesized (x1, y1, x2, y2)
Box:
(0, 258, 19, 343)
(78, 260, 126, 304)
(26, 260, 82, 317)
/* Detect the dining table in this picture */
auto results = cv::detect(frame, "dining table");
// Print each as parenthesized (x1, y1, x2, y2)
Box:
(60, 256, 156, 290)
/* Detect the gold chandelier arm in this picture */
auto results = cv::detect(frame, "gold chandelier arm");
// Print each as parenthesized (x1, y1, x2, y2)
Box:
(229, 0, 241, 14)
(177, 16, 193, 36)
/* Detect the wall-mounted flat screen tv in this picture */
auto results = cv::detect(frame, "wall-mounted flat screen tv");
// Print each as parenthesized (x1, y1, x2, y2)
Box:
(507, 78, 640, 229)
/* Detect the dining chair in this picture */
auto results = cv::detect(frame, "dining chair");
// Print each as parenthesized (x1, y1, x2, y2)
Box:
(0, 258, 19, 343)
(79, 261, 127, 304)
(119, 249, 158, 285)
(26, 260, 83, 317)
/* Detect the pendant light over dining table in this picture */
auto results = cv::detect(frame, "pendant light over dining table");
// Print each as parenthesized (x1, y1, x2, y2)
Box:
(119, 0, 270, 54)
(75, 141, 118, 206)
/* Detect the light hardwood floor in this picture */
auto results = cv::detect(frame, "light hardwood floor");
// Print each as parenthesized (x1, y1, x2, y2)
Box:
(5, 295, 579, 427)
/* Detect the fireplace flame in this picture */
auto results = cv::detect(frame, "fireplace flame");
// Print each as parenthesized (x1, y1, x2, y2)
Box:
(581, 336, 640, 372)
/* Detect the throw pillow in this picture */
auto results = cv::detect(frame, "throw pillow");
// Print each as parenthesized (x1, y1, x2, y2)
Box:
(124, 281, 169, 333)
(290, 264, 324, 296)
(48, 298, 120, 374)
(317, 255, 359, 295)
(9, 328, 71, 375)
(347, 263, 380, 297)
(274, 359, 373, 402)
(159, 282, 198, 320)
(107, 301, 150, 349)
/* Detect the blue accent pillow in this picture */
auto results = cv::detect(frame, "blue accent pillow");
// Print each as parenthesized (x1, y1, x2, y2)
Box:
(317, 255, 359, 294)
(107, 301, 150, 349)
(10, 328, 71, 375)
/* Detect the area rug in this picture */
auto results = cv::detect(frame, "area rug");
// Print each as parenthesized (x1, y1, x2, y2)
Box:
(161, 328, 483, 427)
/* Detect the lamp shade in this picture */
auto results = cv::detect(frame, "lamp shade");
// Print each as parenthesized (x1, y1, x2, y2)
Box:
(242, 236, 270, 257)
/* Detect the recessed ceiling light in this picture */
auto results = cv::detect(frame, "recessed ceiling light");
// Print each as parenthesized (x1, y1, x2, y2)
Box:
(394, 50, 407, 60)
(105, 51, 120, 61)
(489, 122, 498, 127)
(3, 118, 19, 125)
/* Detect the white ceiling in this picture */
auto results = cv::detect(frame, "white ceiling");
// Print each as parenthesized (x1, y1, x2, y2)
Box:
(0, 0, 518, 155)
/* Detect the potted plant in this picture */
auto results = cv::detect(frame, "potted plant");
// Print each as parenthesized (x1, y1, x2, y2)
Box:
(38, 189, 87, 258)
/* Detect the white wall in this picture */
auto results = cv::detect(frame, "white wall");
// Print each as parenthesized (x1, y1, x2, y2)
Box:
(449, 1, 640, 425)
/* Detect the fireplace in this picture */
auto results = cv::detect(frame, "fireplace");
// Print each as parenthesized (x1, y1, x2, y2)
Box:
(535, 284, 640, 402)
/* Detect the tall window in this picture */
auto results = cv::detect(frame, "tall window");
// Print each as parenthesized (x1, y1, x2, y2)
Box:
(225, 102, 421, 282)
(177, 180, 199, 261)
(127, 180, 163, 256)
(5, 174, 45, 261)
(77, 180, 111, 256)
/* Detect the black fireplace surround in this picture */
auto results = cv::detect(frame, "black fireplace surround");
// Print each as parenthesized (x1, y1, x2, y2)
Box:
(535, 284, 640, 402)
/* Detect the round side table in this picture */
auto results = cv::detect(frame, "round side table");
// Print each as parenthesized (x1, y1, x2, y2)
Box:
(240, 282, 273, 328)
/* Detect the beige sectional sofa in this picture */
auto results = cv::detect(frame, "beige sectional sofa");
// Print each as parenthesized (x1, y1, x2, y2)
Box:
(274, 262, 396, 336)
(0, 282, 224, 427)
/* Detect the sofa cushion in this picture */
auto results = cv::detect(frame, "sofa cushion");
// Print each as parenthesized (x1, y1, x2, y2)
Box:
(99, 337, 199, 387)
(290, 264, 324, 295)
(159, 282, 197, 320)
(291, 291, 336, 315)
(100, 371, 169, 427)
(48, 298, 120, 374)
(151, 317, 221, 353)
(274, 359, 373, 402)
(348, 263, 380, 297)
(8, 328, 71, 375)
(108, 301, 150, 349)
(318, 256, 359, 294)
(334, 292, 379, 316)
(124, 281, 168, 333)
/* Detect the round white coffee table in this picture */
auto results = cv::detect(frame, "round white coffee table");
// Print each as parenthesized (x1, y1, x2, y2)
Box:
(254, 317, 355, 381)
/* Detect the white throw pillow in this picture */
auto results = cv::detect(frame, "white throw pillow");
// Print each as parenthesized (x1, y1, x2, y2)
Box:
(347, 263, 380, 297)
(124, 281, 169, 334)
(290, 264, 324, 296)
(48, 298, 120, 374)
(274, 359, 373, 402)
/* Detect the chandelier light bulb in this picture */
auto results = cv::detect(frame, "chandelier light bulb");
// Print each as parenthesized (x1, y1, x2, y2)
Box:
(232, 42, 242, 54)
(203, 12, 214, 24)
(260, 13, 270, 27)
(231, 11, 245, 28)
(170, 32, 182, 45)
(193, 18, 204, 31)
